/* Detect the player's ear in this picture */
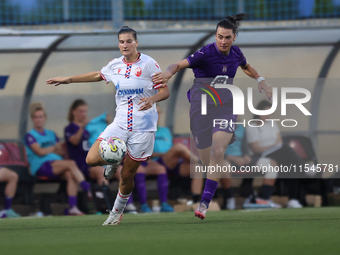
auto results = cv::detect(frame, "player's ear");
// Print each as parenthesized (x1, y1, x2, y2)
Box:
(233, 34, 236, 41)
(135, 40, 139, 47)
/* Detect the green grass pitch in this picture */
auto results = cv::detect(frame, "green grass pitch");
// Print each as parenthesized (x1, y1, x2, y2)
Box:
(1, 208, 340, 255)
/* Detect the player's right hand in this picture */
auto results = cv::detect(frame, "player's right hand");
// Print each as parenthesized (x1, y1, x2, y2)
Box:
(46, 77, 72, 86)
(152, 72, 169, 85)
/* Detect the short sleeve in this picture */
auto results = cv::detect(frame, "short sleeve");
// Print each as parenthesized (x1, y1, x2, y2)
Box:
(25, 133, 37, 147)
(100, 60, 114, 83)
(186, 47, 206, 69)
(246, 126, 260, 144)
(64, 124, 79, 142)
(148, 58, 167, 89)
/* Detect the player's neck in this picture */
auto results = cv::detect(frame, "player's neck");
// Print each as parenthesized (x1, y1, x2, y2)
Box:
(124, 52, 140, 63)
(220, 50, 229, 56)
(34, 127, 44, 133)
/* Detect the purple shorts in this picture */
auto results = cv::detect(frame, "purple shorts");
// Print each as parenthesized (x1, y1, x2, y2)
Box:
(36, 160, 60, 180)
(190, 101, 237, 149)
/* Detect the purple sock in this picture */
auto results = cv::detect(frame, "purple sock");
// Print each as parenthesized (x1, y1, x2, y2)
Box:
(68, 196, 77, 208)
(5, 196, 13, 210)
(201, 179, 218, 208)
(157, 174, 168, 203)
(80, 181, 90, 192)
(135, 173, 147, 204)
(127, 194, 133, 205)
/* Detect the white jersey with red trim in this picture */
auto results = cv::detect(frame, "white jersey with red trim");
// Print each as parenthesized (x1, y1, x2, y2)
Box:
(100, 53, 164, 132)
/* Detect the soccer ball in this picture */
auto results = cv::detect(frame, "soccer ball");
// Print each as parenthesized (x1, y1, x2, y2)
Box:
(99, 137, 126, 164)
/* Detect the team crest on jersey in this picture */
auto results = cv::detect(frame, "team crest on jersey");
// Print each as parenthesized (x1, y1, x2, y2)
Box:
(155, 62, 159, 69)
(222, 65, 227, 73)
(135, 67, 142, 77)
(118, 68, 121, 73)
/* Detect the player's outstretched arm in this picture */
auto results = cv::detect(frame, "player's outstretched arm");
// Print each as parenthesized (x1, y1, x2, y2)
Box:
(138, 87, 170, 111)
(46, 71, 103, 86)
(241, 63, 272, 100)
(152, 59, 189, 85)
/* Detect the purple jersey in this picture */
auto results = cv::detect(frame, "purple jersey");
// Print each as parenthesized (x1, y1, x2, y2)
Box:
(64, 123, 91, 172)
(186, 43, 247, 104)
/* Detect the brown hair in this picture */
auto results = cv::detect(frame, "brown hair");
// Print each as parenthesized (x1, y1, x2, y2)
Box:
(68, 99, 87, 123)
(118, 26, 137, 40)
(216, 13, 246, 35)
(29, 102, 46, 118)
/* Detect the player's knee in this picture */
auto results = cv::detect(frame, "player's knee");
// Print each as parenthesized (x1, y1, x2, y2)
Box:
(173, 143, 186, 151)
(210, 147, 224, 159)
(157, 165, 167, 174)
(9, 171, 19, 183)
(63, 171, 72, 180)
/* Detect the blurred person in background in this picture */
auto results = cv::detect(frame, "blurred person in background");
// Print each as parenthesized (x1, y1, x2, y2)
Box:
(25, 102, 91, 215)
(65, 99, 109, 185)
(152, 13, 272, 219)
(224, 116, 280, 210)
(0, 166, 20, 218)
(152, 105, 203, 205)
(246, 100, 303, 208)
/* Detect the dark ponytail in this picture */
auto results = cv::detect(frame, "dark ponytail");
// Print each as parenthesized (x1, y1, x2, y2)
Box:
(216, 13, 246, 35)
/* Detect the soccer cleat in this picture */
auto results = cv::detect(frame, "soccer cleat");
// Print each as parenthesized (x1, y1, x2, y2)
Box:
(287, 199, 303, 208)
(5, 209, 21, 218)
(0, 209, 7, 218)
(195, 202, 208, 220)
(102, 210, 124, 226)
(160, 202, 174, 212)
(140, 203, 152, 213)
(68, 206, 85, 216)
(103, 164, 118, 180)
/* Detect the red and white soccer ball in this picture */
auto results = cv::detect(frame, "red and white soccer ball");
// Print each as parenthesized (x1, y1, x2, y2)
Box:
(99, 137, 126, 164)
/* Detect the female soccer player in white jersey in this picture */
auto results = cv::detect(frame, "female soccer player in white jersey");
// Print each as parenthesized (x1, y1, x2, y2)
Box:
(47, 26, 170, 225)
(152, 14, 272, 220)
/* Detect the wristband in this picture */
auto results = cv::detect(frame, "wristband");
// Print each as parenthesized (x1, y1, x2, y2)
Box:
(257, 77, 265, 83)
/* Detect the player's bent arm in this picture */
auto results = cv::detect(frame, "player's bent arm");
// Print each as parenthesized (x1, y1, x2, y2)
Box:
(241, 63, 272, 99)
(46, 71, 103, 86)
(152, 59, 189, 85)
(30, 143, 56, 156)
(240, 63, 261, 79)
(138, 87, 170, 111)
(153, 86, 170, 102)
(68, 127, 85, 146)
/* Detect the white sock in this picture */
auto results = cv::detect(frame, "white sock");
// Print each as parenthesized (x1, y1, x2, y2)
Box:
(112, 189, 131, 214)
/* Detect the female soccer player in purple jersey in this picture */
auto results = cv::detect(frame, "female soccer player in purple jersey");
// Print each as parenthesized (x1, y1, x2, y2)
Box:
(152, 14, 273, 220)
(47, 27, 169, 225)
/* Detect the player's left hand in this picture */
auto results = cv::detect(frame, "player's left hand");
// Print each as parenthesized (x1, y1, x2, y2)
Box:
(258, 80, 272, 100)
(138, 97, 155, 111)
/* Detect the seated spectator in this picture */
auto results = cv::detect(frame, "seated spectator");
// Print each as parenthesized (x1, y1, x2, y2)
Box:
(130, 160, 174, 213)
(64, 99, 111, 185)
(151, 106, 203, 204)
(246, 100, 304, 208)
(223, 120, 280, 209)
(0, 166, 20, 218)
(25, 102, 91, 215)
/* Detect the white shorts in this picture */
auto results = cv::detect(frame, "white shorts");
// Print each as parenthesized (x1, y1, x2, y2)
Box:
(97, 122, 155, 162)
